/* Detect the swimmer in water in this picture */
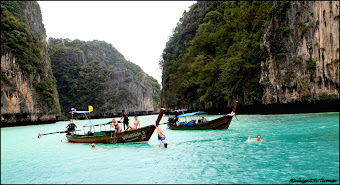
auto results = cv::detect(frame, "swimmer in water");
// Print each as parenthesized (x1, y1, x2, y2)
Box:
(247, 136, 252, 141)
(256, 135, 263, 142)
(91, 143, 96, 148)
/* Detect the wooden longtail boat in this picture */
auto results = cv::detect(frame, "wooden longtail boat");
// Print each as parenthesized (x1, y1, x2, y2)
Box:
(66, 108, 165, 144)
(167, 101, 238, 130)
(66, 124, 156, 144)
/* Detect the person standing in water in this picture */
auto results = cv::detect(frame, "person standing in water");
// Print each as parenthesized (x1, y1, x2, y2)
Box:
(120, 109, 129, 131)
(155, 125, 167, 148)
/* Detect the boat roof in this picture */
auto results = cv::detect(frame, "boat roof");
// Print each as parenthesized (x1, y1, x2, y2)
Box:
(83, 120, 112, 127)
(70, 111, 91, 114)
(178, 111, 207, 117)
(173, 109, 187, 113)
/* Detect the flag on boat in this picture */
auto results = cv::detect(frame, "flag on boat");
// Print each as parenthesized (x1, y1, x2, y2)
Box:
(88, 105, 93, 112)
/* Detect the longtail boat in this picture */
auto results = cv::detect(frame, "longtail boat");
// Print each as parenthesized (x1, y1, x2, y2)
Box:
(167, 101, 238, 130)
(38, 106, 165, 144)
(66, 123, 156, 144)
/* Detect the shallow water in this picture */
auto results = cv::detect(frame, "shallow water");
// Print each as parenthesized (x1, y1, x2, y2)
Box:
(1, 112, 339, 184)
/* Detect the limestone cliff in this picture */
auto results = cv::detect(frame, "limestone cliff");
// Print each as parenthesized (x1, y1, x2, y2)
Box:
(1, 1, 60, 125)
(260, 1, 339, 104)
(48, 38, 160, 117)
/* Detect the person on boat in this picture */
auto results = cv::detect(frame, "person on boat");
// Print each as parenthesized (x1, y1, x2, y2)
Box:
(125, 125, 136, 131)
(201, 117, 207, 123)
(66, 122, 77, 133)
(155, 126, 167, 148)
(71, 107, 76, 114)
(256, 135, 263, 142)
(188, 119, 197, 125)
(174, 112, 179, 126)
(133, 115, 140, 128)
(174, 115, 179, 125)
(111, 118, 121, 133)
(119, 109, 129, 130)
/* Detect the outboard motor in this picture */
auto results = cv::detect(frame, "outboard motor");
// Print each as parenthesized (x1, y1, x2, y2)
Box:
(168, 117, 178, 126)
(168, 117, 174, 124)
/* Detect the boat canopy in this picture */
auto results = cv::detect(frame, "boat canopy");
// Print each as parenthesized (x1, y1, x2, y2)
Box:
(69, 110, 91, 114)
(69, 106, 94, 114)
(178, 111, 207, 117)
(174, 109, 187, 113)
(83, 120, 112, 127)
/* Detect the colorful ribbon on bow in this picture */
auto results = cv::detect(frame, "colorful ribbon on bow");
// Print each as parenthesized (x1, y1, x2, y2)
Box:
(227, 111, 238, 121)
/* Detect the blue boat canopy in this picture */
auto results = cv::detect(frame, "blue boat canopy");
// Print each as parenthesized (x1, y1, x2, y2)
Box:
(83, 120, 112, 127)
(178, 111, 207, 117)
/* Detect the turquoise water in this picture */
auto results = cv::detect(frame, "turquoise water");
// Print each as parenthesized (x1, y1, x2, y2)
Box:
(1, 112, 339, 184)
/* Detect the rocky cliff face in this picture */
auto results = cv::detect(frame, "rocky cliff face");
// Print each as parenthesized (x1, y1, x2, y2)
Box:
(260, 1, 339, 104)
(48, 38, 160, 117)
(1, 1, 60, 125)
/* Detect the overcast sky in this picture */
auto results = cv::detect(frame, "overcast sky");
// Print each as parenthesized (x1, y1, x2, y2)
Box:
(38, 1, 195, 84)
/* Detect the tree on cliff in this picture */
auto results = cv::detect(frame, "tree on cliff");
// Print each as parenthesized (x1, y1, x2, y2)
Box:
(160, 1, 273, 110)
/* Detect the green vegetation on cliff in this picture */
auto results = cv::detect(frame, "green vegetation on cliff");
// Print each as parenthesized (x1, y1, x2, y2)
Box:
(161, 1, 273, 110)
(1, 1, 58, 110)
(1, 1, 45, 73)
(49, 38, 160, 117)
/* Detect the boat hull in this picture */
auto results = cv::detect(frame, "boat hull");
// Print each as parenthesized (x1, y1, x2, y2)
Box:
(66, 125, 156, 144)
(168, 115, 233, 130)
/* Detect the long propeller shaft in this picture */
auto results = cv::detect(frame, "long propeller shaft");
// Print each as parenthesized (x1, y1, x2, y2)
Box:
(38, 130, 80, 138)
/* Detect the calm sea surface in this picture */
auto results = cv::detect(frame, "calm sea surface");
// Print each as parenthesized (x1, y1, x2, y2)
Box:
(1, 112, 339, 184)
